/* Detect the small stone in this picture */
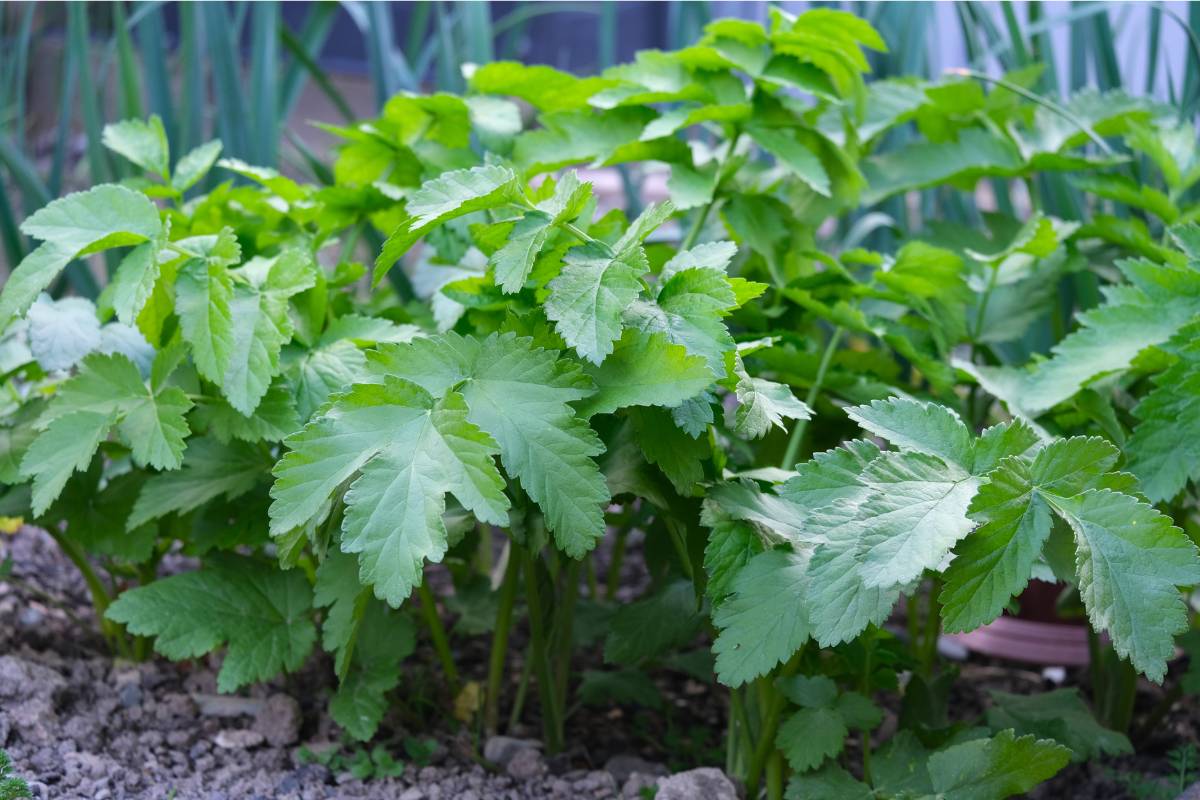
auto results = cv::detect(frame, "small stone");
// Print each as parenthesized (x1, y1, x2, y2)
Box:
(399, 789, 424, 800)
(17, 606, 43, 628)
(623, 773, 660, 799)
(483, 735, 541, 767)
(505, 747, 546, 780)
(213, 728, 266, 750)
(604, 755, 668, 784)
(194, 693, 264, 717)
(118, 682, 143, 708)
(253, 694, 302, 747)
(655, 768, 737, 800)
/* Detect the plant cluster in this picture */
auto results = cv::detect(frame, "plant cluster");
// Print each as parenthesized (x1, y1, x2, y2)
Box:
(2, 8, 1200, 800)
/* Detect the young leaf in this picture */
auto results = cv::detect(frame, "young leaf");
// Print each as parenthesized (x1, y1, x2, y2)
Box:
(776, 707, 847, 771)
(23, 353, 191, 513)
(0, 185, 162, 328)
(375, 165, 519, 284)
(330, 600, 415, 741)
(102, 116, 170, 178)
(576, 329, 712, 417)
(985, 688, 1132, 762)
(604, 581, 705, 666)
(175, 258, 235, 385)
(545, 241, 647, 364)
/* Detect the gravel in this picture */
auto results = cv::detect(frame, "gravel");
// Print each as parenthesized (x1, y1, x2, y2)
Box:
(0, 527, 729, 799)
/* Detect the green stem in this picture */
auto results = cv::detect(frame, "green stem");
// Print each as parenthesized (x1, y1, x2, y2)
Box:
(47, 529, 127, 656)
(508, 642, 533, 732)
(605, 527, 630, 601)
(523, 549, 564, 752)
(861, 631, 875, 785)
(921, 580, 942, 676)
(416, 581, 461, 696)
(947, 68, 1114, 155)
(745, 677, 787, 800)
(485, 549, 521, 734)
(765, 750, 784, 800)
(552, 558, 581, 716)
(680, 130, 745, 251)
(780, 327, 844, 469)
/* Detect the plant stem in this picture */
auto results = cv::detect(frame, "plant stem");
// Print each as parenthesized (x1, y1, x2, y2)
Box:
(508, 643, 533, 732)
(780, 326, 844, 469)
(485, 549, 521, 734)
(523, 549, 564, 752)
(416, 581, 460, 696)
(680, 130, 744, 251)
(46, 529, 127, 656)
(861, 630, 875, 785)
(921, 579, 943, 675)
(745, 677, 786, 800)
(605, 527, 630, 601)
(765, 750, 784, 800)
(551, 558, 581, 717)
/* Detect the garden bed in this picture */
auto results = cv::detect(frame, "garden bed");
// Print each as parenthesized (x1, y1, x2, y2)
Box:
(2, 525, 1196, 800)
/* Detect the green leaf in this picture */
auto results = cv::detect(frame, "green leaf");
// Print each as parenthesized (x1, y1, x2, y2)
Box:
(926, 729, 1070, 800)
(491, 213, 551, 293)
(777, 440, 880, 507)
(127, 437, 266, 528)
(576, 329, 712, 417)
(748, 126, 831, 196)
(24, 353, 191, 513)
(271, 378, 509, 606)
(629, 405, 709, 494)
(0, 185, 162, 328)
(375, 165, 518, 284)
(851, 451, 979, 589)
(366, 333, 609, 558)
(605, 581, 705, 666)
(193, 379, 300, 444)
(701, 499, 763, 605)
(777, 707, 847, 772)
(102, 116, 169, 178)
(625, 264, 737, 374)
(1047, 489, 1200, 681)
(964, 258, 1200, 417)
(107, 556, 317, 693)
(26, 295, 100, 372)
(940, 458, 1048, 633)
(785, 764, 872, 800)
(109, 241, 162, 326)
(469, 61, 615, 112)
(846, 397, 974, 472)
(804, 502, 905, 646)
(314, 549, 370, 679)
(731, 360, 812, 439)
(330, 600, 415, 741)
(985, 688, 1132, 762)
(175, 258, 235, 385)
(712, 548, 811, 687)
(545, 241, 647, 364)
(1126, 334, 1200, 502)
(20, 410, 112, 517)
(171, 139, 223, 192)
(222, 251, 316, 414)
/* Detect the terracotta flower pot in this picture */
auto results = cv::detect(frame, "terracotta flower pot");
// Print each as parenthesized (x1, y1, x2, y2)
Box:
(945, 580, 1092, 666)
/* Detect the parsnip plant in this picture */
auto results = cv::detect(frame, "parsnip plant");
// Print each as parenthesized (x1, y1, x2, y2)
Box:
(1, 7, 1198, 800)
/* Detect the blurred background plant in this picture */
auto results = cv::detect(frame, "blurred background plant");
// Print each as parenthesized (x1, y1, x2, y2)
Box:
(0, 0, 1196, 293)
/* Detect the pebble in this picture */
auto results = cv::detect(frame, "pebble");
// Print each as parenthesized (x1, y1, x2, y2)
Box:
(655, 768, 738, 800)
(252, 693, 302, 747)
(213, 729, 266, 750)
(505, 747, 547, 780)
